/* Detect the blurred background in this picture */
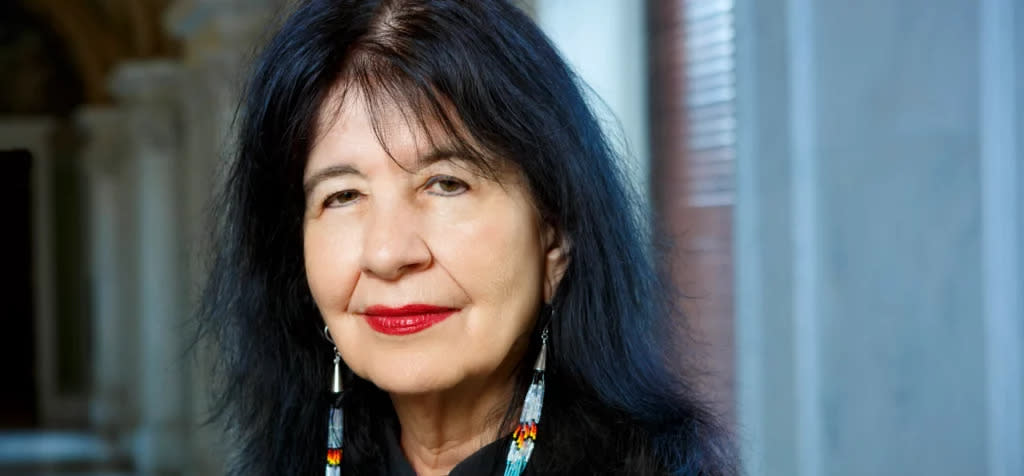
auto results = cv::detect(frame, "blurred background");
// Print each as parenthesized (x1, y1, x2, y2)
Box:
(0, 0, 1020, 475)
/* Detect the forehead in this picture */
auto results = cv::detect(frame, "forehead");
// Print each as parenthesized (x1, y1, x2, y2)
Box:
(312, 86, 436, 162)
(307, 82, 511, 181)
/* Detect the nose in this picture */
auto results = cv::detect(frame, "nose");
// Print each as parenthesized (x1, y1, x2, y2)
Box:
(359, 201, 432, 281)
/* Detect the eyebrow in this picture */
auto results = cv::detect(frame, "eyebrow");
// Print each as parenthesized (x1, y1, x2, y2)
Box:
(302, 147, 463, 198)
(303, 164, 362, 197)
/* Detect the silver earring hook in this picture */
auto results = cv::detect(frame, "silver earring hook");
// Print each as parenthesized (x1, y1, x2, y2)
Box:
(323, 325, 335, 345)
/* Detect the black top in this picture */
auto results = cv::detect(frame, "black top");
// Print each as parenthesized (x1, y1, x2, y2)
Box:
(344, 422, 522, 476)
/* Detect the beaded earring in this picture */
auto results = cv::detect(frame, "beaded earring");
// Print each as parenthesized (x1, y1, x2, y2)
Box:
(324, 327, 344, 476)
(503, 326, 548, 476)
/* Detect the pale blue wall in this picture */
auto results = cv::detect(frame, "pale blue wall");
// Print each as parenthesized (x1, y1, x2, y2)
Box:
(815, 1, 985, 475)
(735, 0, 1022, 475)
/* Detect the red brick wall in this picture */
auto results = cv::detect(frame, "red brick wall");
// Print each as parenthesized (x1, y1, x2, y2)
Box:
(649, 0, 736, 426)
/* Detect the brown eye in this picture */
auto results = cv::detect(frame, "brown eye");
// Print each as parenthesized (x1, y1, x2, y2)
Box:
(324, 190, 362, 208)
(426, 175, 469, 196)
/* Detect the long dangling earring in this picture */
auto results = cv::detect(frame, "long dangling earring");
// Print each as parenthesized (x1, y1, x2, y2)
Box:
(503, 325, 548, 476)
(324, 326, 344, 476)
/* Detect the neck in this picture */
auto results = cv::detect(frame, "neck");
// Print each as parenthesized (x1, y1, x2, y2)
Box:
(389, 340, 529, 476)
(391, 377, 515, 475)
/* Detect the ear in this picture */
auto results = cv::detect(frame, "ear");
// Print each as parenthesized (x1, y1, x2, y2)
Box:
(542, 223, 570, 303)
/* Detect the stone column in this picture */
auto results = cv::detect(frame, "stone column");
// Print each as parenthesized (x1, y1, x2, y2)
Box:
(111, 60, 189, 476)
(163, 1, 281, 473)
(75, 107, 135, 453)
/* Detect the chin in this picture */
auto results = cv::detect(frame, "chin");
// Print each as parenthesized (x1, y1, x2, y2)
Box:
(357, 356, 464, 395)
(367, 373, 463, 396)
(373, 379, 450, 396)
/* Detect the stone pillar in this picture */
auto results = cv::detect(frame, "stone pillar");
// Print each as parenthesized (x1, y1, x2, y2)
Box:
(163, 1, 281, 473)
(111, 60, 189, 476)
(166, 0, 281, 232)
(75, 107, 135, 453)
(733, 0, 1023, 475)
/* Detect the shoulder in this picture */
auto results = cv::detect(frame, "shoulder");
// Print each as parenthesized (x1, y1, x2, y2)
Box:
(532, 389, 736, 476)
(531, 397, 669, 475)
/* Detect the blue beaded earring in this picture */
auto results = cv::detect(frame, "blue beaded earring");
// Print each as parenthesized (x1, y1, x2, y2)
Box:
(324, 326, 344, 476)
(503, 326, 548, 476)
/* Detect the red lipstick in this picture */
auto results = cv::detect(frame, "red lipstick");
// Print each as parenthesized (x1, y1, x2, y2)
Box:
(361, 304, 458, 335)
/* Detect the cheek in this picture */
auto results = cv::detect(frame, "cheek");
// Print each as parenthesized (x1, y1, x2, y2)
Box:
(303, 222, 359, 312)
(429, 205, 545, 309)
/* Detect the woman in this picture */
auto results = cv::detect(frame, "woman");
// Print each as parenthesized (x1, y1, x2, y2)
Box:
(199, 0, 737, 474)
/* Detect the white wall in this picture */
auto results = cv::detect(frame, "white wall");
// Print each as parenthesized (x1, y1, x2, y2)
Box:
(532, 0, 650, 193)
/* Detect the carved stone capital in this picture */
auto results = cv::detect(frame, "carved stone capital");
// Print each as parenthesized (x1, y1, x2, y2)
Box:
(74, 106, 127, 175)
(109, 60, 183, 155)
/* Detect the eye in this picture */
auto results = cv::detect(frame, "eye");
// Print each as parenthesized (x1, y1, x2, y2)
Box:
(323, 189, 363, 208)
(425, 175, 469, 196)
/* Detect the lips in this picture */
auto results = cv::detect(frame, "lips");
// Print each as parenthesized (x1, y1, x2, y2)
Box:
(361, 304, 458, 335)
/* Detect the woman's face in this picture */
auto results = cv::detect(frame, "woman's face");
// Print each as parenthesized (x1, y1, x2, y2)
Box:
(303, 90, 566, 395)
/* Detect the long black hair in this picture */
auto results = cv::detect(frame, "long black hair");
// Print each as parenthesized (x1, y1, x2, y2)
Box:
(199, 0, 737, 474)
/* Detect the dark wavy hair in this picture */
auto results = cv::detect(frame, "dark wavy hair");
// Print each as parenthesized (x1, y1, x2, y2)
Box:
(199, 0, 737, 474)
